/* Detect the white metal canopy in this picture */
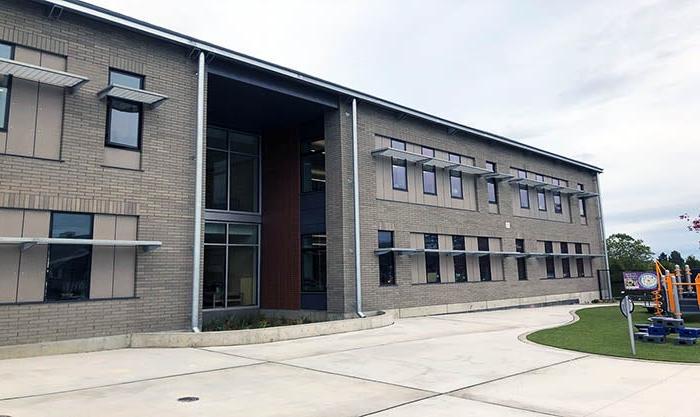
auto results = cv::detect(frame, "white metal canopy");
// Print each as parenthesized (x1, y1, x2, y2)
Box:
(372, 147, 511, 178)
(0, 57, 88, 92)
(0, 237, 162, 252)
(509, 177, 599, 198)
(97, 84, 169, 108)
(375, 248, 527, 257)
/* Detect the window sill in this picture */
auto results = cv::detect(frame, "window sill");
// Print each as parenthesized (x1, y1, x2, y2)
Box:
(100, 164, 144, 172)
(0, 153, 65, 163)
(0, 296, 140, 306)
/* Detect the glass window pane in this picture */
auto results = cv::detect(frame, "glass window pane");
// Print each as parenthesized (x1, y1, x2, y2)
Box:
(426, 253, 441, 283)
(228, 224, 258, 244)
(50, 213, 92, 239)
(477, 237, 489, 251)
(454, 254, 467, 282)
(390, 139, 405, 150)
(379, 253, 395, 285)
(229, 132, 259, 155)
(301, 152, 326, 193)
(301, 234, 326, 292)
(421, 147, 434, 157)
(537, 191, 547, 211)
(487, 180, 497, 203)
(562, 258, 571, 277)
(518, 170, 527, 179)
(424, 234, 439, 250)
(0, 43, 11, 59)
(546, 257, 556, 278)
(515, 239, 525, 253)
(448, 153, 460, 164)
(202, 246, 226, 309)
(0, 80, 9, 130)
(392, 160, 407, 191)
(423, 167, 436, 195)
(205, 149, 228, 210)
(554, 193, 562, 213)
(45, 244, 92, 301)
(110, 70, 143, 89)
(485, 161, 496, 172)
(519, 186, 529, 208)
(450, 173, 462, 198)
(204, 223, 226, 244)
(544, 241, 553, 253)
(452, 236, 465, 251)
(108, 99, 141, 148)
(207, 127, 228, 150)
(517, 258, 527, 280)
(227, 246, 257, 306)
(479, 255, 491, 281)
(577, 259, 585, 277)
(378, 231, 394, 248)
(229, 154, 259, 212)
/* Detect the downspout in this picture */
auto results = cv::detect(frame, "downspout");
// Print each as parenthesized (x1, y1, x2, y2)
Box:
(192, 51, 205, 332)
(351, 98, 365, 318)
(595, 173, 612, 300)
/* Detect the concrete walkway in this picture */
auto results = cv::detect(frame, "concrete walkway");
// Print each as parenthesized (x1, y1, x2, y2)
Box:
(1, 305, 699, 416)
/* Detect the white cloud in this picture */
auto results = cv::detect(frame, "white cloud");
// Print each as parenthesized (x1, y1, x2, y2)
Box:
(87, 0, 700, 256)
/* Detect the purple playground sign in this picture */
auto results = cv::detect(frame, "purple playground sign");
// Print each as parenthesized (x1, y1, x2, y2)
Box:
(623, 271, 659, 291)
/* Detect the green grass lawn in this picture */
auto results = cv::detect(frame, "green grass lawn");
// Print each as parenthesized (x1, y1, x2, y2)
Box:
(527, 306, 700, 363)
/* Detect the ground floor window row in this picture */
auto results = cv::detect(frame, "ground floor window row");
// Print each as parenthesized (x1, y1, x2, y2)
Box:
(376, 232, 598, 285)
(0, 209, 143, 304)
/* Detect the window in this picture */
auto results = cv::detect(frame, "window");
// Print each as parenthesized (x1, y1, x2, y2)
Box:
(106, 70, 144, 149)
(423, 165, 437, 195)
(575, 243, 585, 277)
(205, 127, 260, 212)
(517, 169, 527, 179)
(553, 193, 562, 214)
(477, 237, 491, 281)
(378, 231, 395, 285)
(448, 153, 461, 164)
(537, 190, 547, 211)
(450, 171, 463, 199)
(390, 139, 406, 151)
(519, 185, 530, 209)
(452, 236, 467, 282)
(578, 184, 587, 218)
(421, 147, 435, 157)
(486, 162, 498, 204)
(301, 138, 325, 193)
(45, 213, 94, 301)
(390, 140, 408, 191)
(544, 241, 555, 278)
(203, 222, 259, 309)
(302, 234, 327, 293)
(535, 174, 544, 182)
(0, 42, 12, 131)
(561, 242, 571, 278)
(516, 238, 527, 280)
(424, 234, 441, 283)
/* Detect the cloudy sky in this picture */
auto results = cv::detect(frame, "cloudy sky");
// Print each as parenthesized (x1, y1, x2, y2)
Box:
(89, 0, 700, 258)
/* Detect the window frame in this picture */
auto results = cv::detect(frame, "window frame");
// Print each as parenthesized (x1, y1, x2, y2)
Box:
(477, 237, 492, 281)
(516, 239, 527, 281)
(105, 69, 145, 151)
(378, 230, 396, 286)
(449, 170, 463, 199)
(422, 164, 437, 195)
(578, 184, 587, 218)
(544, 241, 555, 278)
(452, 235, 467, 282)
(537, 189, 547, 211)
(560, 242, 571, 278)
(424, 234, 441, 283)
(553, 192, 562, 214)
(44, 212, 95, 302)
(0, 41, 15, 133)
(391, 158, 408, 191)
(519, 185, 530, 209)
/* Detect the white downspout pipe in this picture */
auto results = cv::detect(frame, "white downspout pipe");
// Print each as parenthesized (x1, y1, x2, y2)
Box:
(191, 51, 205, 332)
(595, 173, 611, 300)
(351, 98, 365, 318)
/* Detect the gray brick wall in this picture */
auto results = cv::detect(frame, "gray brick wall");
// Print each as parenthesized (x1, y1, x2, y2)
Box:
(0, 0, 199, 345)
(347, 101, 605, 312)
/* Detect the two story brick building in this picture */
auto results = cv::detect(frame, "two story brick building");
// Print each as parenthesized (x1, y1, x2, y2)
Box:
(0, 0, 608, 346)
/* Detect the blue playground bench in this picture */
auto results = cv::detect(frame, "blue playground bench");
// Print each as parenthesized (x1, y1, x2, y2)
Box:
(634, 317, 699, 344)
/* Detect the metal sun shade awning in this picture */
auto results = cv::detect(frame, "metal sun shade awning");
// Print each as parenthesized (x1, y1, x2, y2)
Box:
(508, 177, 599, 198)
(0, 237, 162, 252)
(527, 252, 605, 258)
(372, 148, 512, 179)
(374, 248, 525, 257)
(0, 57, 89, 92)
(97, 84, 169, 108)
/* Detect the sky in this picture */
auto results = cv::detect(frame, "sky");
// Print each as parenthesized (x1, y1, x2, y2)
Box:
(87, 0, 700, 258)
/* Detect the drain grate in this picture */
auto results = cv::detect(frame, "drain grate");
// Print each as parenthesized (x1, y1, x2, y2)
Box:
(177, 396, 200, 403)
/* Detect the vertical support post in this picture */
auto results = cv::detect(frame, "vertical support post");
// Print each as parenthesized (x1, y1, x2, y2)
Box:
(191, 51, 205, 332)
(623, 296, 636, 355)
(351, 98, 364, 318)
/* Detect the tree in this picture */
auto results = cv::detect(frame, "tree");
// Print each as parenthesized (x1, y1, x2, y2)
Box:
(606, 233, 654, 272)
(669, 250, 685, 267)
(687, 255, 700, 269)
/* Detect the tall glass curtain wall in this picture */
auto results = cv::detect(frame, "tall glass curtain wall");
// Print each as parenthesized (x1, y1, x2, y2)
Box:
(300, 131, 327, 310)
(203, 126, 261, 309)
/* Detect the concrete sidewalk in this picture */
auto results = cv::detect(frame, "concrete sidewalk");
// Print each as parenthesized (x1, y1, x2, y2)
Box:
(1, 305, 699, 416)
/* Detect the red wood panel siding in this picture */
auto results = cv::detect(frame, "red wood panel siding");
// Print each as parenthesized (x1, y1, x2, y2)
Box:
(260, 128, 301, 309)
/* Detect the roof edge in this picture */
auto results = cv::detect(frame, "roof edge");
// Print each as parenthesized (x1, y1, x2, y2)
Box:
(35, 0, 603, 173)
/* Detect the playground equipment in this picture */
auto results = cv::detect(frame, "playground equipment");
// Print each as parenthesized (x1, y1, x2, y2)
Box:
(652, 260, 700, 318)
(633, 316, 700, 345)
